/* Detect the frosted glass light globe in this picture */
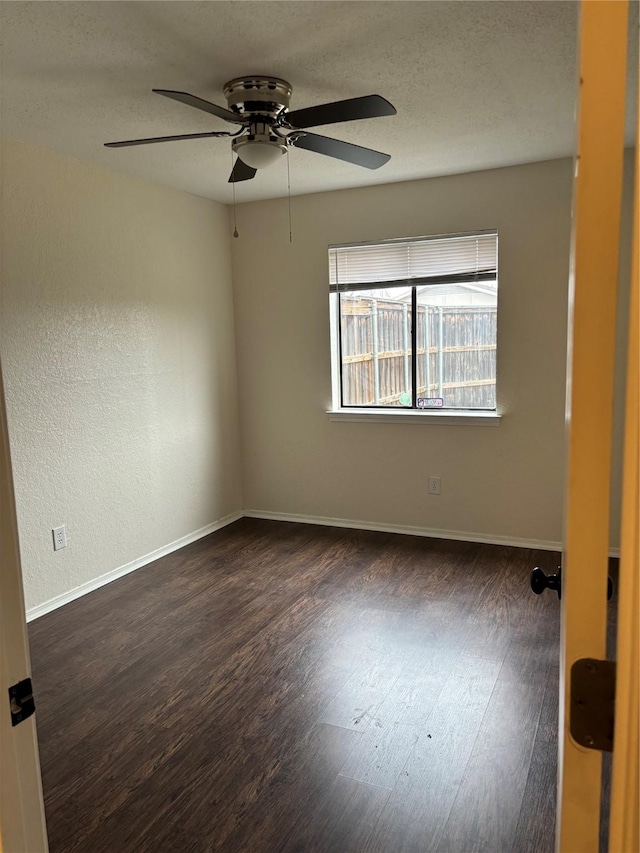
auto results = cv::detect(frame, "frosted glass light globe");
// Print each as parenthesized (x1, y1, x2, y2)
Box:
(237, 141, 285, 169)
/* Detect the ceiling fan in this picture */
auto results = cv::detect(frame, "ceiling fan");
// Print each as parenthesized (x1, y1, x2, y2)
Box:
(104, 76, 397, 182)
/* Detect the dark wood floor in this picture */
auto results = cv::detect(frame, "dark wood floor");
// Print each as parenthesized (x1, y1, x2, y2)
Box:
(29, 518, 564, 853)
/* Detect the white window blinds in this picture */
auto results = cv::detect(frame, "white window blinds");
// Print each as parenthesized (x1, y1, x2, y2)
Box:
(329, 230, 497, 292)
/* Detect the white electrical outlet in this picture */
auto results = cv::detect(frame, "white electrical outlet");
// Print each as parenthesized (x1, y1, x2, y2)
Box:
(428, 476, 441, 495)
(52, 525, 67, 551)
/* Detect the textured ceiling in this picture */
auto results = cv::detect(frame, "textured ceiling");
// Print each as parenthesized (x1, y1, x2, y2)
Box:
(1, 1, 637, 203)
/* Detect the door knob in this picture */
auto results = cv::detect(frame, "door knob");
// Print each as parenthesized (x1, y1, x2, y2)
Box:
(530, 566, 614, 600)
(531, 566, 562, 598)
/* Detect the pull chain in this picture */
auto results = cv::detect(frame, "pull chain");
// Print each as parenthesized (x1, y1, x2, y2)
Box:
(230, 146, 292, 242)
(230, 148, 239, 238)
(286, 147, 292, 244)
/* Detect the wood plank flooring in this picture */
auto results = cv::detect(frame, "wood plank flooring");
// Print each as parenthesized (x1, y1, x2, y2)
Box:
(29, 518, 564, 852)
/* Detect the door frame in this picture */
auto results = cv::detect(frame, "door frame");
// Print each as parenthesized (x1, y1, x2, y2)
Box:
(0, 360, 48, 852)
(557, 2, 632, 850)
(608, 96, 639, 852)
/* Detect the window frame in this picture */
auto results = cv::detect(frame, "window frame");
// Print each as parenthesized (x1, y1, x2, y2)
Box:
(328, 231, 500, 420)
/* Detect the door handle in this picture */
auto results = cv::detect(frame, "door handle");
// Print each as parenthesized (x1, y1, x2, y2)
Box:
(530, 566, 614, 601)
(531, 566, 562, 598)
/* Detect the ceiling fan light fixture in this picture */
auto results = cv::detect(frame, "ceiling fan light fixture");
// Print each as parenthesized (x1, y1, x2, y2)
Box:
(105, 78, 396, 183)
(235, 139, 286, 169)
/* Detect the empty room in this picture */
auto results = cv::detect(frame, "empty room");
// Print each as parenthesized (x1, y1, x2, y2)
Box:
(1, 1, 638, 852)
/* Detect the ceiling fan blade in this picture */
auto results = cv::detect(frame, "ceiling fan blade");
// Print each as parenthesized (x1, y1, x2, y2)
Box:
(286, 94, 396, 129)
(105, 131, 224, 148)
(290, 132, 390, 169)
(153, 89, 244, 124)
(229, 158, 257, 183)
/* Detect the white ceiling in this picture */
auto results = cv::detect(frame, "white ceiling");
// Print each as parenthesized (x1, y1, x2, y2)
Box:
(1, 1, 637, 203)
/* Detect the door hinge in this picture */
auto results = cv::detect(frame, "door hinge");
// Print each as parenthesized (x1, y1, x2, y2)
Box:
(8, 677, 35, 727)
(570, 658, 616, 751)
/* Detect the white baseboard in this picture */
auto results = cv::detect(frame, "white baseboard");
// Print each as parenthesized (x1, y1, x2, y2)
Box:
(245, 510, 623, 557)
(27, 509, 621, 621)
(243, 509, 565, 552)
(26, 511, 243, 622)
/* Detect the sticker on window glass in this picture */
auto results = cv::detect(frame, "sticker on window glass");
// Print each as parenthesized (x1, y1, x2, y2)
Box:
(399, 392, 412, 406)
(417, 397, 444, 408)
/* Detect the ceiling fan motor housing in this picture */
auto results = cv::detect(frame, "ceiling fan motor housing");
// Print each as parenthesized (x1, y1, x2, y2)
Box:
(225, 79, 292, 168)
(223, 76, 292, 118)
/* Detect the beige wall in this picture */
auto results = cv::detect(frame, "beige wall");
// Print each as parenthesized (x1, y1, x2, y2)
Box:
(0, 138, 242, 611)
(1, 143, 631, 614)
(231, 157, 632, 549)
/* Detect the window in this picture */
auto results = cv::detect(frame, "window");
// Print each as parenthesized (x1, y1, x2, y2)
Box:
(329, 231, 498, 413)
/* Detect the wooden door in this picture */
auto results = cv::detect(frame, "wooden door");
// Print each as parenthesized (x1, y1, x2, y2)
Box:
(0, 359, 48, 851)
(557, 1, 633, 850)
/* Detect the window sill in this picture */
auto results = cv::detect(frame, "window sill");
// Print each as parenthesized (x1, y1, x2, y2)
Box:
(326, 408, 502, 426)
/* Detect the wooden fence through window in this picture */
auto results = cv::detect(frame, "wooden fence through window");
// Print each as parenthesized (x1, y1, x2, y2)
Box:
(340, 297, 497, 408)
